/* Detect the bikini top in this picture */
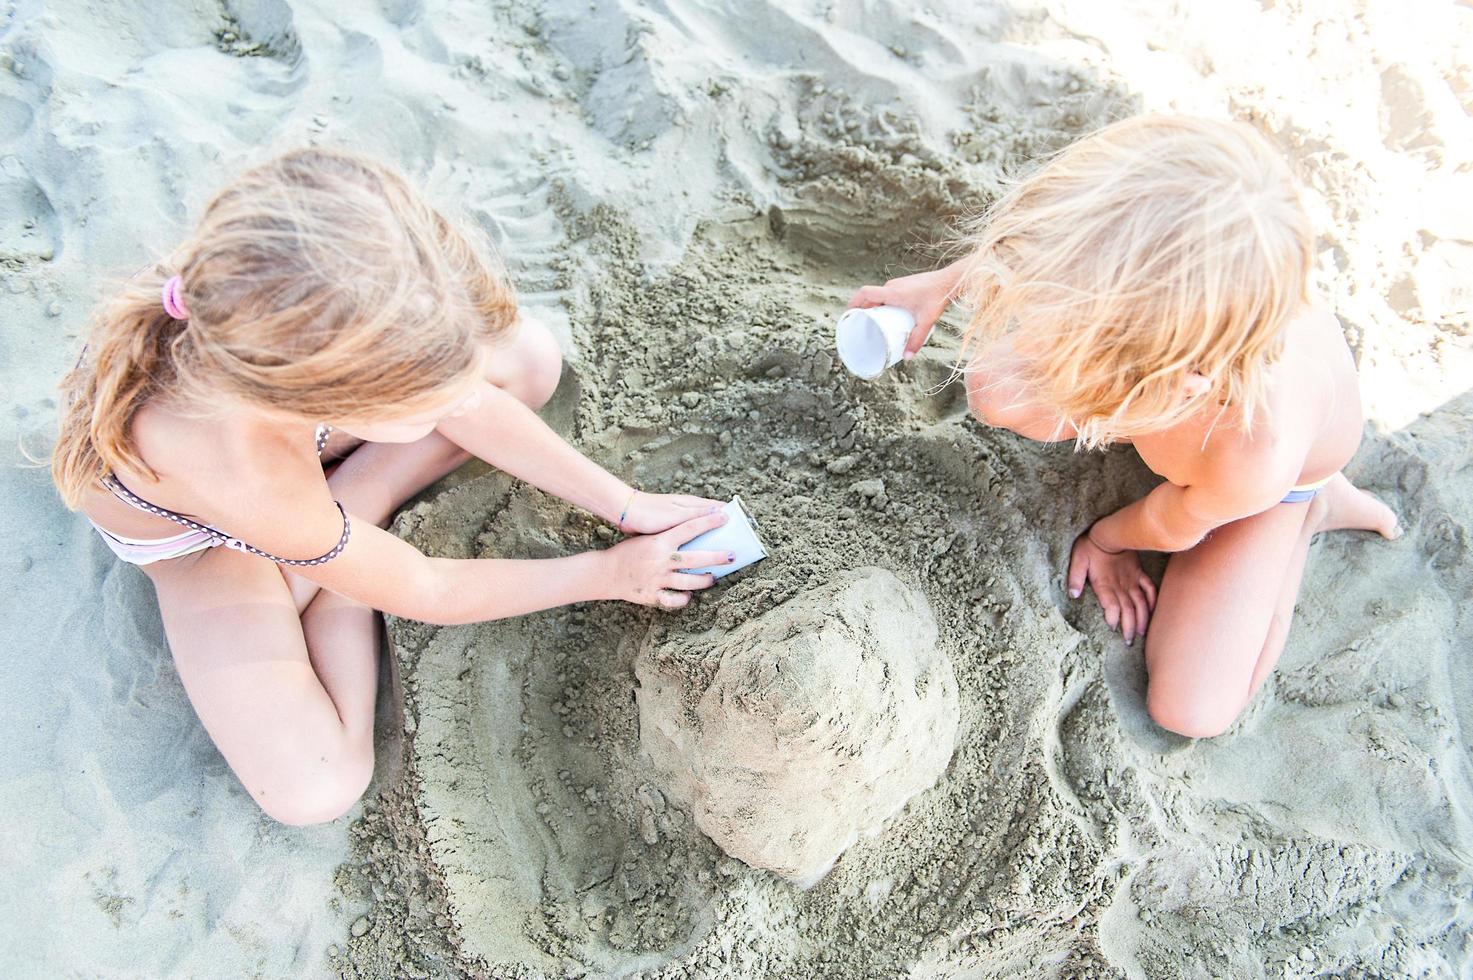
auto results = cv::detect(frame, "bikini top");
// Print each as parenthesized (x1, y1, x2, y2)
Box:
(100, 424, 352, 567)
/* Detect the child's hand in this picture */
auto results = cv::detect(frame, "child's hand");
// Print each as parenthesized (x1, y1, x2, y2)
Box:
(603, 511, 734, 609)
(848, 264, 963, 359)
(1067, 531, 1157, 646)
(620, 491, 726, 535)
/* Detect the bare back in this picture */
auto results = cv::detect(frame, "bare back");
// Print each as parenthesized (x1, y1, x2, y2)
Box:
(81, 399, 330, 544)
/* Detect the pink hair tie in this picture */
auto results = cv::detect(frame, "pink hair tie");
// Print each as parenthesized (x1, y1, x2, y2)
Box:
(161, 275, 190, 320)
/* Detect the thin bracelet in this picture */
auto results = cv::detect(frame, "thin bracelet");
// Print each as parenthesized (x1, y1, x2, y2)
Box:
(1087, 525, 1125, 555)
(617, 488, 639, 532)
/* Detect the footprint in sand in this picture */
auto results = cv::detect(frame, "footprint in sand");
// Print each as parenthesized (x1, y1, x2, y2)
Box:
(0, 160, 59, 267)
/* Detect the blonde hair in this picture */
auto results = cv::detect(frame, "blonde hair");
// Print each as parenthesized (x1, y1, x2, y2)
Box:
(52, 148, 517, 509)
(957, 115, 1313, 448)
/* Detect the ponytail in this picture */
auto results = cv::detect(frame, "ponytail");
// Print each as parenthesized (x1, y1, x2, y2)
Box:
(52, 272, 187, 509)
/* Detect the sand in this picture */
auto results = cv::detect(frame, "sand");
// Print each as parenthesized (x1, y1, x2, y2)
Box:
(637, 566, 960, 888)
(2, 1, 1469, 978)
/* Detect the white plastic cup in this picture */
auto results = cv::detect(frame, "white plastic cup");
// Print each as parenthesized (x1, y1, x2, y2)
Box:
(679, 496, 769, 580)
(835, 306, 915, 379)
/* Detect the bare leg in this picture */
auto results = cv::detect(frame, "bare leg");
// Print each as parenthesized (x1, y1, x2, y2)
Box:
(482, 313, 563, 410)
(1245, 474, 1397, 695)
(147, 548, 377, 824)
(1144, 474, 1397, 738)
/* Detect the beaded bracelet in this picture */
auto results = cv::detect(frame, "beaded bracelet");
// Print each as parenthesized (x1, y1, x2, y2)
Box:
(617, 488, 639, 532)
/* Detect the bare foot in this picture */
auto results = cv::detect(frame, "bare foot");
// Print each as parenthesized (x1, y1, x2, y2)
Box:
(1309, 473, 1401, 539)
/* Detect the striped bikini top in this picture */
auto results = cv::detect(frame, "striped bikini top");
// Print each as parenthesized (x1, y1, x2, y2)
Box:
(100, 424, 351, 567)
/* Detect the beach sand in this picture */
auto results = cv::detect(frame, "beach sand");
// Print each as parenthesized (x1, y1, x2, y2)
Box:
(1, 1, 1469, 978)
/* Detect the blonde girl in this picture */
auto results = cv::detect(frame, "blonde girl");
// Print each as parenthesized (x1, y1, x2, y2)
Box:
(53, 149, 734, 824)
(850, 115, 1397, 739)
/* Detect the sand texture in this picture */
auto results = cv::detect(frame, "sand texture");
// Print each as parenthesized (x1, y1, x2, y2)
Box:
(1, 1, 1469, 978)
(636, 566, 960, 888)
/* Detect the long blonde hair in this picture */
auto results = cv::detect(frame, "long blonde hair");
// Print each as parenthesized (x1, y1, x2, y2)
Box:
(52, 148, 517, 508)
(957, 115, 1313, 448)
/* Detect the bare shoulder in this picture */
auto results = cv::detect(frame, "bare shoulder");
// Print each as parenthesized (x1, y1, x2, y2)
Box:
(126, 399, 195, 477)
(125, 401, 258, 499)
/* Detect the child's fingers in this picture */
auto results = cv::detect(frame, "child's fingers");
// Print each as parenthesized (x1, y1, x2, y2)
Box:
(665, 571, 716, 591)
(1120, 601, 1136, 645)
(1130, 587, 1151, 630)
(1067, 552, 1088, 599)
(847, 285, 890, 309)
(655, 589, 691, 610)
(1138, 574, 1157, 611)
(670, 549, 733, 570)
(667, 510, 729, 543)
(902, 319, 933, 358)
(1101, 597, 1120, 631)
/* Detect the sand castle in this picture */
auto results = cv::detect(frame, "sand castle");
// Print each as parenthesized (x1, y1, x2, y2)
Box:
(636, 567, 959, 887)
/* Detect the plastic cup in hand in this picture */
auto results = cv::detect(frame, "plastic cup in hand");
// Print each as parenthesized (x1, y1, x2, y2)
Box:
(835, 306, 915, 379)
(679, 496, 768, 579)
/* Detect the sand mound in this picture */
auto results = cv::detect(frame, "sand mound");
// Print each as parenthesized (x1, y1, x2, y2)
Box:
(349, 205, 1125, 978)
(636, 567, 959, 887)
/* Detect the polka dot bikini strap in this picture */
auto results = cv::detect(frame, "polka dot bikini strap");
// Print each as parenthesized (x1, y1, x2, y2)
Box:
(100, 475, 352, 567)
(224, 501, 351, 567)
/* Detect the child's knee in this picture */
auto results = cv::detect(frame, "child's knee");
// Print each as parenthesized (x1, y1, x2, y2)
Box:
(1145, 682, 1242, 739)
(256, 748, 374, 827)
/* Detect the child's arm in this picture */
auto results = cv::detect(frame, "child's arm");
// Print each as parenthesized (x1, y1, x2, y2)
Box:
(1067, 456, 1292, 646)
(964, 339, 1078, 442)
(211, 482, 732, 623)
(436, 381, 718, 534)
(851, 262, 1080, 440)
(1088, 466, 1291, 555)
(331, 511, 732, 623)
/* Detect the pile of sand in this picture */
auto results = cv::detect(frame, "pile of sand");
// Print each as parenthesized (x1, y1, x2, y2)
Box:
(637, 566, 959, 888)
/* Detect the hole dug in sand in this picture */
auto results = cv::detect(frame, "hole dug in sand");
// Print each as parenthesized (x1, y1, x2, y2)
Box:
(635, 567, 960, 889)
